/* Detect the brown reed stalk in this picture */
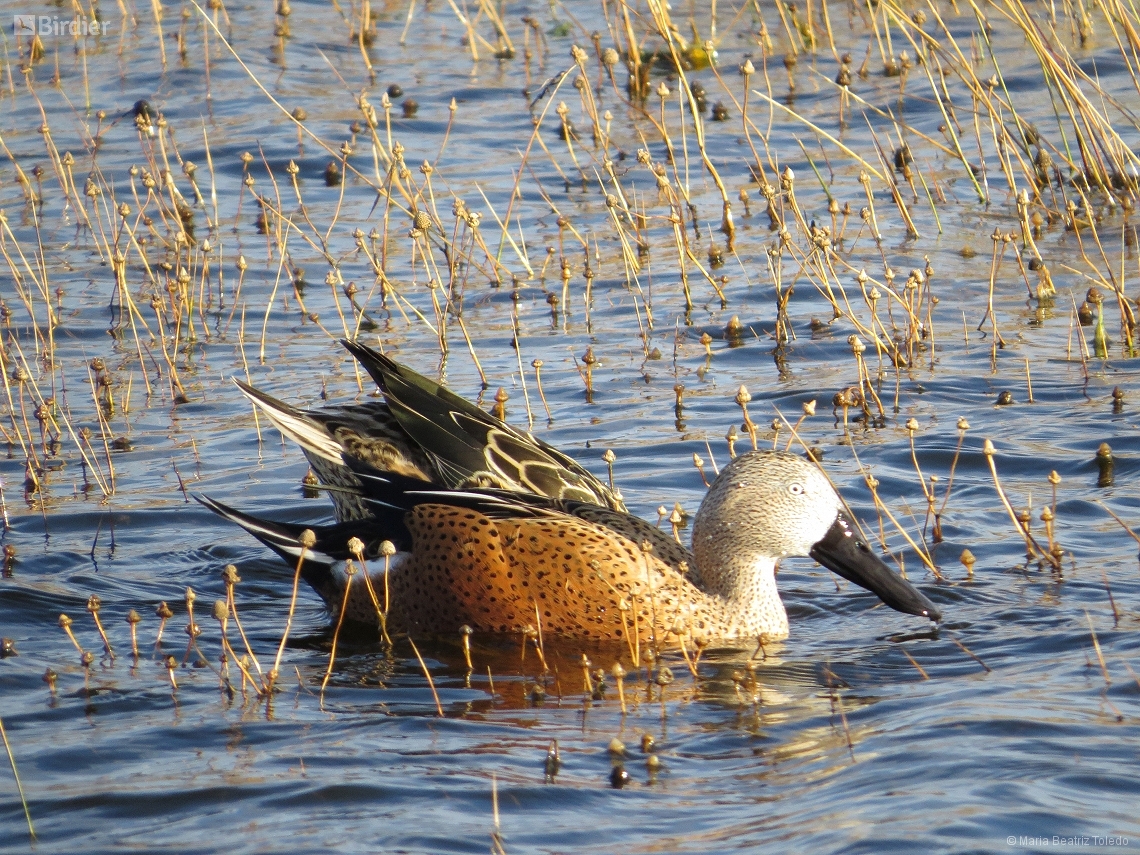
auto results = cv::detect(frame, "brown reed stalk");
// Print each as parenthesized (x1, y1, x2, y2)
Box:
(86, 595, 114, 659)
(1085, 610, 1111, 685)
(460, 625, 473, 673)
(0, 714, 34, 841)
(125, 610, 141, 659)
(982, 440, 1060, 569)
(1095, 500, 1140, 548)
(612, 663, 627, 714)
(57, 614, 82, 654)
(901, 648, 929, 680)
(949, 635, 991, 673)
(407, 635, 444, 716)
(268, 529, 314, 692)
(222, 565, 263, 679)
(320, 561, 356, 697)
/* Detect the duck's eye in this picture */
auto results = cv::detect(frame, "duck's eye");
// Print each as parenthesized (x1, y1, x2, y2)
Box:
(788, 482, 805, 495)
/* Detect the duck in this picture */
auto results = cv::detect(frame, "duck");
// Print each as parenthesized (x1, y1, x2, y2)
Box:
(201, 450, 941, 644)
(203, 343, 942, 645)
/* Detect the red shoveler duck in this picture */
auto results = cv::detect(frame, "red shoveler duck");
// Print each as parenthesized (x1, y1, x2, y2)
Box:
(202, 341, 941, 645)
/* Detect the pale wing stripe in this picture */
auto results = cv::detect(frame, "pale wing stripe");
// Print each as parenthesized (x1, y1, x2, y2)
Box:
(235, 382, 345, 464)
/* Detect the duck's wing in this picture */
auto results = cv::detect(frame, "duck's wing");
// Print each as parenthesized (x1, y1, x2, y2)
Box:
(341, 339, 625, 511)
(234, 380, 435, 522)
(234, 380, 434, 480)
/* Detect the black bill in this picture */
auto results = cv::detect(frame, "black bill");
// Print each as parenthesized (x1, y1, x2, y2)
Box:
(809, 512, 942, 622)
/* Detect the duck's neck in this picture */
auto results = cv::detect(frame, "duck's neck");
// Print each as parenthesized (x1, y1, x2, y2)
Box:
(698, 554, 789, 639)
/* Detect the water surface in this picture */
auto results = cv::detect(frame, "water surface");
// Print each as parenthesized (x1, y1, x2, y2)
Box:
(1, 1, 1139, 853)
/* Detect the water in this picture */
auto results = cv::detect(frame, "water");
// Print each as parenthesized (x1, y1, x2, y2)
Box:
(1, 0, 1140, 852)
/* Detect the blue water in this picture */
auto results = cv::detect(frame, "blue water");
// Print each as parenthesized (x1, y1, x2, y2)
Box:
(1, 0, 1139, 852)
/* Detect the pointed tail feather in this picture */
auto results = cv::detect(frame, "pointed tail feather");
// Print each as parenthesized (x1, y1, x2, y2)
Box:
(340, 339, 491, 473)
(234, 379, 345, 465)
(196, 495, 337, 564)
(198, 494, 411, 565)
(197, 495, 363, 609)
(341, 338, 473, 414)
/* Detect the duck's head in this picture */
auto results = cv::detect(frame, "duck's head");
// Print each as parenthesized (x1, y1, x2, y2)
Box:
(691, 450, 941, 623)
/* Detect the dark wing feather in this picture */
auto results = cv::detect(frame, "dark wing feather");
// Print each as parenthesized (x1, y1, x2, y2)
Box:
(349, 464, 561, 520)
(341, 339, 625, 511)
